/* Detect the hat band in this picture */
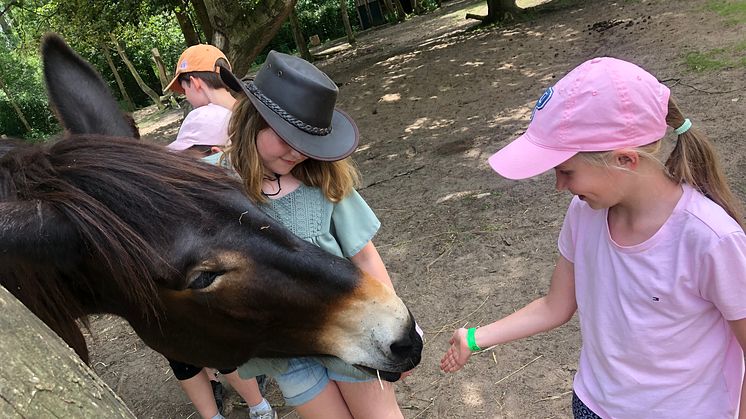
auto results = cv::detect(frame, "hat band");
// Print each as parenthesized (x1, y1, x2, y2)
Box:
(247, 83, 332, 136)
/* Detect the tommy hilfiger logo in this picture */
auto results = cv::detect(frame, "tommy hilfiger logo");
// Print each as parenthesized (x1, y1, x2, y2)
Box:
(531, 87, 554, 120)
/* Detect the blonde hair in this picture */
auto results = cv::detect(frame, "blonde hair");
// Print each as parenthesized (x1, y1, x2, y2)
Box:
(226, 96, 360, 203)
(579, 96, 744, 229)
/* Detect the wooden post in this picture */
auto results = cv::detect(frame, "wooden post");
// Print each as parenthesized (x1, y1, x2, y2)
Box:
(354, 0, 365, 28)
(289, 9, 312, 61)
(0, 76, 32, 133)
(340, 0, 356, 45)
(363, 0, 374, 29)
(109, 33, 164, 110)
(101, 43, 135, 111)
(392, 0, 406, 22)
(0, 285, 136, 418)
(151, 47, 171, 92)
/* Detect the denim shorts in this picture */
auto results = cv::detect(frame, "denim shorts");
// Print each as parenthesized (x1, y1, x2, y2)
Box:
(274, 357, 371, 406)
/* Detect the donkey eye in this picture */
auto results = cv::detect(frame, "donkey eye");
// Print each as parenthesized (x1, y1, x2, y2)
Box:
(188, 270, 226, 290)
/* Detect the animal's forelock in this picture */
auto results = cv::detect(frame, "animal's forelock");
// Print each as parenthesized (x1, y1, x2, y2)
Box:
(46, 135, 242, 233)
(1, 135, 248, 321)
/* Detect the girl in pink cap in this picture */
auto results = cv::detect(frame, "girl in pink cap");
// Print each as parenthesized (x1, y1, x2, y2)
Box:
(440, 57, 746, 419)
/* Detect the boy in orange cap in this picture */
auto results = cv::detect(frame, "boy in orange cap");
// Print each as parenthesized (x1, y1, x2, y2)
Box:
(165, 44, 276, 419)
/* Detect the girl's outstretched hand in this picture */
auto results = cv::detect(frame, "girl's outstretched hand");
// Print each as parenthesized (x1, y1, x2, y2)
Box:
(440, 328, 471, 372)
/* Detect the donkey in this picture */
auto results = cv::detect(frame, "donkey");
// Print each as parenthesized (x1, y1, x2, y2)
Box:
(0, 34, 421, 381)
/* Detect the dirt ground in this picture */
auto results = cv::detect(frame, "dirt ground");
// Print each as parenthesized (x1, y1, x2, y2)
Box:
(86, 0, 746, 417)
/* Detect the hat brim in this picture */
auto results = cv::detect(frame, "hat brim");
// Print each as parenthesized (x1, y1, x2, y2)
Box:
(219, 67, 359, 162)
(488, 131, 577, 180)
(165, 73, 184, 94)
(165, 139, 191, 151)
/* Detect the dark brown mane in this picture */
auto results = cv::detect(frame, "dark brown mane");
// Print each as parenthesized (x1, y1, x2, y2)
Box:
(0, 135, 242, 361)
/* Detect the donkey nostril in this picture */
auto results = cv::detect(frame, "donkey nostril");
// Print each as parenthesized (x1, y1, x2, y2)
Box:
(390, 336, 414, 358)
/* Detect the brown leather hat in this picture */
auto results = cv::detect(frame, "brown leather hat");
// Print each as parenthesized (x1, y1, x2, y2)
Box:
(220, 51, 359, 162)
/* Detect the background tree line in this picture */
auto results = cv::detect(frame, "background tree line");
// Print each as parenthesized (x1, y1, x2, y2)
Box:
(0, 0, 438, 140)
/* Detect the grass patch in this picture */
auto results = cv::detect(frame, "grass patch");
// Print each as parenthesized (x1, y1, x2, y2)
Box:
(684, 49, 731, 72)
(707, 0, 746, 24)
(682, 4, 746, 72)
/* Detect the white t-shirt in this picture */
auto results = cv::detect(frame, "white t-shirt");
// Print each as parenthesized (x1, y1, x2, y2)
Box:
(559, 184, 746, 418)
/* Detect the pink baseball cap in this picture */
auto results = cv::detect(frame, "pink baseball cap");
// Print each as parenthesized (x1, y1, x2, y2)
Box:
(488, 57, 671, 179)
(166, 104, 232, 151)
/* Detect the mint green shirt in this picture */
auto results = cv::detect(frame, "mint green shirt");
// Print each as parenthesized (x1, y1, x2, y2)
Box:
(262, 183, 380, 258)
(236, 183, 380, 380)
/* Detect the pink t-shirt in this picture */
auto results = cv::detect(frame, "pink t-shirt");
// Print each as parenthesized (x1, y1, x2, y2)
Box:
(559, 184, 746, 418)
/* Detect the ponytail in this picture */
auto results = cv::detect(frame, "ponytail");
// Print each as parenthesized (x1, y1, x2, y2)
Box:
(665, 97, 744, 229)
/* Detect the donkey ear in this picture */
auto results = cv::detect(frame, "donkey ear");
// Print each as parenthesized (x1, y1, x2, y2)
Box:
(41, 33, 139, 138)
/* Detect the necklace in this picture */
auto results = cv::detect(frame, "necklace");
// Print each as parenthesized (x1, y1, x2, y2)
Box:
(261, 172, 282, 197)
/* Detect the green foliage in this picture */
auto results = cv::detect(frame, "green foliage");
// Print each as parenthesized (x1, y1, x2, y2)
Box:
(0, 30, 59, 139)
(261, 0, 362, 59)
(0, 0, 187, 138)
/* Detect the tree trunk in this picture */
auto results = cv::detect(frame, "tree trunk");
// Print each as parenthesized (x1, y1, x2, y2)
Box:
(174, 5, 200, 46)
(289, 9, 312, 61)
(101, 42, 135, 111)
(340, 0, 355, 45)
(0, 75, 32, 133)
(468, 0, 520, 23)
(109, 33, 164, 110)
(190, 0, 214, 44)
(202, 0, 297, 77)
(0, 285, 136, 418)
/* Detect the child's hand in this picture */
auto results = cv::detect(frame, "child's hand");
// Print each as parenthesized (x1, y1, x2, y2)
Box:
(439, 328, 471, 372)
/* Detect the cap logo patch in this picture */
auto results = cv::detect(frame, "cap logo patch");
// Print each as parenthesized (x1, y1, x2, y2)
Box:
(531, 86, 553, 120)
(180, 60, 188, 70)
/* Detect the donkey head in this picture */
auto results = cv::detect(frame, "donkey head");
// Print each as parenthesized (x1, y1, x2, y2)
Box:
(0, 34, 421, 379)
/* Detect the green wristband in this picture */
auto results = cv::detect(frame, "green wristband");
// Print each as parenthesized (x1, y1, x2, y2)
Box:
(466, 327, 481, 352)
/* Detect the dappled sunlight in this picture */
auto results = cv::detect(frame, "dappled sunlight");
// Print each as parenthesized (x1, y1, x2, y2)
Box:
(462, 61, 485, 67)
(436, 190, 492, 204)
(461, 382, 485, 407)
(404, 117, 429, 133)
(379, 93, 401, 103)
(426, 42, 451, 52)
(493, 105, 533, 125)
(356, 143, 372, 153)
(404, 117, 456, 134)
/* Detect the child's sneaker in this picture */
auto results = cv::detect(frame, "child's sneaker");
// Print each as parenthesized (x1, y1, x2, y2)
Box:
(249, 407, 277, 419)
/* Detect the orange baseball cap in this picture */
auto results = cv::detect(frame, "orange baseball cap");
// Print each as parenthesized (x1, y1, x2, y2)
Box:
(165, 44, 230, 94)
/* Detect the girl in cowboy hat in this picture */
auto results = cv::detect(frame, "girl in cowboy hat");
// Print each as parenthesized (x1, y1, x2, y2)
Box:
(218, 51, 413, 419)
(440, 57, 746, 418)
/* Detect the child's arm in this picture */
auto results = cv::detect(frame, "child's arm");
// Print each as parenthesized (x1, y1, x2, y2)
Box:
(441, 255, 577, 372)
(349, 241, 394, 289)
(729, 318, 746, 419)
